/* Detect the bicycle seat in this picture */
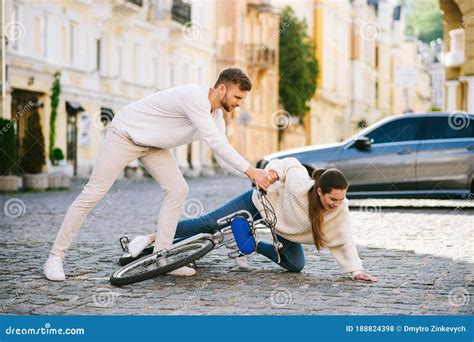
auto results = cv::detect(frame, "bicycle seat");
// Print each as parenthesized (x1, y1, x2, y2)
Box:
(231, 216, 256, 255)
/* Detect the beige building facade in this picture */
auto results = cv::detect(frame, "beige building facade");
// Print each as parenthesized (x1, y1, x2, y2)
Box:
(216, 0, 280, 166)
(439, 0, 474, 113)
(3, 0, 218, 177)
(310, 0, 353, 143)
(2, 0, 441, 177)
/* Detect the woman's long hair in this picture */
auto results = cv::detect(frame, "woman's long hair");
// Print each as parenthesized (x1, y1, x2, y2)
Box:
(308, 168, 348, 251)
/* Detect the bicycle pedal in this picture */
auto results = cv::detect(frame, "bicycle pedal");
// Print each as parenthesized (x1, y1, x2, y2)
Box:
(228, 250, 240, 259)
(119, 235, 130, 252)
(225, 241, 237, 248)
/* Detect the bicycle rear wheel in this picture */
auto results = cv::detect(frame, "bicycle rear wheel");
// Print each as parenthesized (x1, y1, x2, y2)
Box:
(110, 238, 214, 286)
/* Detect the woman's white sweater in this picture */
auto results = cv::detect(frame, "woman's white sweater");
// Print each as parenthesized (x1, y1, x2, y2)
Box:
(251, 157, 364, 276)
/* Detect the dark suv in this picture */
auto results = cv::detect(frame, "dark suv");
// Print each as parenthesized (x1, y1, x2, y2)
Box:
(256, 112, 474, 198)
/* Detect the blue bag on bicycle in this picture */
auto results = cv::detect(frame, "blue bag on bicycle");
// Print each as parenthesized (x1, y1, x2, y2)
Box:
(231, 216, 256, 255)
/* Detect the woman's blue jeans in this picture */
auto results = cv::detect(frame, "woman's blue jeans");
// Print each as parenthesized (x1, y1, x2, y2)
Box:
(173, 190, 305, 273)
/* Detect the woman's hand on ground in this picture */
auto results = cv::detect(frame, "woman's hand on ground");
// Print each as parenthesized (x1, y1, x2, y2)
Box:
(354, 272, 378, 282)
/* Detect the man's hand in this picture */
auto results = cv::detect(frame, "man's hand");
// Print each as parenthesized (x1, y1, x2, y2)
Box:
(267, 170, 279, 184)
(245, 167, 271, 191)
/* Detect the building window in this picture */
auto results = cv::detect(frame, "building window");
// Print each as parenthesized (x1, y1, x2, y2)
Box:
(116, 46, 122, 78)
(34, 17, 41, 55)
(170, 63, 175, 87)
(375, 81, 379, 106)
(153, 57, 159, 87)
(12, 5, 19, 51)
(42, 14, 48, 58)
(375, 45, 379, 68)
(184, 63, 190, 83)
(198, 66, 203, 84)
(96, 39, 101, 71)
(69, 22, 76, 64)
(133, 43, 143, 83)
(61, 26, 67, 63)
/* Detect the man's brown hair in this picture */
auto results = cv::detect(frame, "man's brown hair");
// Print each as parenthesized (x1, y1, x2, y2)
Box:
(214, 67, 252, 91)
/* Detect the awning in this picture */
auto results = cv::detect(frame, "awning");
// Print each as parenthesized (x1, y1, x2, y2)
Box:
(66, 101, 85, 114)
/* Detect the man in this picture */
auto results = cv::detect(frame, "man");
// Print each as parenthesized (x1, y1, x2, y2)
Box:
(44, 67, 276, 281)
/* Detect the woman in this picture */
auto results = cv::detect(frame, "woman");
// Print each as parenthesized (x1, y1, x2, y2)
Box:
(128, 158, 378, 282)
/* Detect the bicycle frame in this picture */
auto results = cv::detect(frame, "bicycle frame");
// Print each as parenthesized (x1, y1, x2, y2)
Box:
(119, 186, 282, 264)
(152, 189, 282, 263)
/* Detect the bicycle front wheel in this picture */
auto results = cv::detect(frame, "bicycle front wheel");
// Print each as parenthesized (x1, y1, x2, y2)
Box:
(110, 238, 214, 286)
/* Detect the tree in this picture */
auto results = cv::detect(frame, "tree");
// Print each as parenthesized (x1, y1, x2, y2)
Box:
(49, 71, 61, 163)
(0, 119, 18, 175)
(20, 107, 46, 174)
(279, 6, 318, 118)
(405, 0, 443, 43)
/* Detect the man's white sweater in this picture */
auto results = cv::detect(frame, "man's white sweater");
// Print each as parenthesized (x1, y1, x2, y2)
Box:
(112, 84, 250, 175)
(251, 157, 364, 276)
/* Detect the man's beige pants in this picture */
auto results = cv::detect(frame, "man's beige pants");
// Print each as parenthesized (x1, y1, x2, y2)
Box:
(50, 127, 189, 258)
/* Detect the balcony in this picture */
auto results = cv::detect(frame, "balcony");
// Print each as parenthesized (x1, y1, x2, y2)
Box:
(126, 0, 143, 6)
(246, 44, 276, 68)
(445, 28, 465, 67)
(114, 0, 143, 12)
(172, 0, 191, 25)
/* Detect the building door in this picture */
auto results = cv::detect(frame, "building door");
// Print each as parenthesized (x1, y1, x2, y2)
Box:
(11, 89, 43, 166)
(66, 101, 84, 175)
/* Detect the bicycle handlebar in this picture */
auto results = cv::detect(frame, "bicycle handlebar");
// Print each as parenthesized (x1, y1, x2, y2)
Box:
(252, 181, 267, 196)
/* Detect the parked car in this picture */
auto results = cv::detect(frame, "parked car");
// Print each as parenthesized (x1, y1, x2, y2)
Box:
(256, 112, 474, 198)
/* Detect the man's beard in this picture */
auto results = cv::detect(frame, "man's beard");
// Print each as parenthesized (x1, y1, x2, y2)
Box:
(220, 94, 232, 112)
(221, 102, 232, 111)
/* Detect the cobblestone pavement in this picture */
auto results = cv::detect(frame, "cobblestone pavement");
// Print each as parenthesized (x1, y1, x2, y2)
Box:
(0, 175, 472, 315)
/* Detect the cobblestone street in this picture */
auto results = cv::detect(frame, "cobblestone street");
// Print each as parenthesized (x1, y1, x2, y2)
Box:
(0, 175, 472, 315)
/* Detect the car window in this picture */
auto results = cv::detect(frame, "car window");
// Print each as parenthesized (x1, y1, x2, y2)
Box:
(365, 117, 424, 144)
(425, 116, 474, 140)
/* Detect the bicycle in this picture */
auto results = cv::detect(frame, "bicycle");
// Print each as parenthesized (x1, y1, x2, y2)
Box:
(110, 185, 283, 286)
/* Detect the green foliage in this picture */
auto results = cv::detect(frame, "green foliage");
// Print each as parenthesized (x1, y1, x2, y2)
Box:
(405, 0, 443, 43)
(279, 6, 318, 118)
(0, 119, 18, 175)
(52, 147, 64, 165)
(20, 107, 46, 174)
(49, 71, 61, 163)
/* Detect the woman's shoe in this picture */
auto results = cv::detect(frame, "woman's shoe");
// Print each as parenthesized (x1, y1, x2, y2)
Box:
(128, 235, 152, 258)
(235, 256, 250, 269)
(167, 266, 196, 276)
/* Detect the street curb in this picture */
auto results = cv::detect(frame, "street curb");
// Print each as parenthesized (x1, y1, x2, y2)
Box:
(349, 204, 474, 210)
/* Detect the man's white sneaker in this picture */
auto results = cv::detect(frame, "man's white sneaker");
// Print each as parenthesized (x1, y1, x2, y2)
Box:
(167, 266, 196, 277)
(235, 256, 250, 269)
(43, 255, 66, 281)
(128, 235, 152, 257)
